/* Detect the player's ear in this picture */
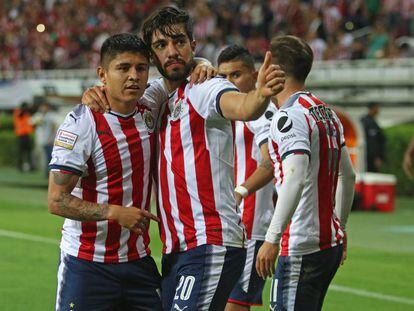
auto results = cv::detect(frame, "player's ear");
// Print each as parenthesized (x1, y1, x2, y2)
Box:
(190, 40, 196, 53)
(97, 66, 106, 85)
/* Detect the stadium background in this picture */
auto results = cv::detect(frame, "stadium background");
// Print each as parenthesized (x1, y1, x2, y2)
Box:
(0, 0, 413, 310)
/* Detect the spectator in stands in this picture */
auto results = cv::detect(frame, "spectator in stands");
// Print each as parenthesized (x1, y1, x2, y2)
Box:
(13, 102, 34, 172)
(361, 102, 386, 172)
(403, 137, 414, 179)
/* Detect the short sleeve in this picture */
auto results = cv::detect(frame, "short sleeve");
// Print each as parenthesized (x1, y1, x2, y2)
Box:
(246, 104, 277, 148)
(269, 108, 311, 161)
(49, 105, 95, 175)
(186, 76, 239, 119)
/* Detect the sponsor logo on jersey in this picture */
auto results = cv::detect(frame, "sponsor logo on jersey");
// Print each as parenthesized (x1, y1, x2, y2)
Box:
(143, 110, 155, 131)
(265, 110, 274, 120)
(277, 112, 293, 133)
(281, 132, 297, 142)
(54, 130, 78, 150)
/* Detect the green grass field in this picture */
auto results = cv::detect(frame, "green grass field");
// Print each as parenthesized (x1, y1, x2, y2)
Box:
(0, 167, 413, 310)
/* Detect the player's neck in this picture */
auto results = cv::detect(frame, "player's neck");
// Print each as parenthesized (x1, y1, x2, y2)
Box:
(163, 78, 183, 94)
(276, 79, 305, 109)
(109, 100, 137, 115)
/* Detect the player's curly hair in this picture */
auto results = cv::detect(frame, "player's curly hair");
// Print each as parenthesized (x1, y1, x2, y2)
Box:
(100, 33, 149, 68)
(270, 35, 313, 83)
(217, 45, 255, 70)
(141, 6, 194, 51)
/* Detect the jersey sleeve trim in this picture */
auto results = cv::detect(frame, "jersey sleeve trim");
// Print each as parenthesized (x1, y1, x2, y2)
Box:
(49, 164, 83, 176)
(258, 138, 268, 148)
(281, 149, 310, 161)
(215, 87, 239, 118)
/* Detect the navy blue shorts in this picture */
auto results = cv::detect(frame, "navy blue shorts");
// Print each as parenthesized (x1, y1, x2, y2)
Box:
(55, 251, 162, 311)
(161, 245, 246, 311)
(270, 245, 343, 311)
(228, 239, 266, 307)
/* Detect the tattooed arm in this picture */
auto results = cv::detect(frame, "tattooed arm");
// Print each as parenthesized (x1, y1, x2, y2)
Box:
(48, 170, 159, 234)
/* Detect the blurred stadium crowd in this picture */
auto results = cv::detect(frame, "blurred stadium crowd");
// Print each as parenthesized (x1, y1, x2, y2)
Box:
(1, 0, 414, 71)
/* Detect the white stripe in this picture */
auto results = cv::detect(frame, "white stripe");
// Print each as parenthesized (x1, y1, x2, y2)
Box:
(198, 245, 225, 310)
(0, 229, 59, 245)
(240, 239, 255, 293)
(285, 256, 302, 311)
(55, 251, 68, 311)
(330, 285, 414, 305)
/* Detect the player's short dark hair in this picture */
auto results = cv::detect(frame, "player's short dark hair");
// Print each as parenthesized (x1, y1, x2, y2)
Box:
(100, 33, 149, 68)
(217, 45, 255, 70)
(141, 6, 193, 50)
(269, 35, 313, 82)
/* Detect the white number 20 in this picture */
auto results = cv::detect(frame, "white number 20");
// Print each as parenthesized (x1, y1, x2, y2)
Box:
(174, 275, 195, 301)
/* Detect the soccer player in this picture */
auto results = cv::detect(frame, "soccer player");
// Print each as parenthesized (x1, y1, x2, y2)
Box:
(255, 35, 356, 311)
(140, 7, 284, 311)
(48, 33, 162, 311)
(216, 45, 276, 311)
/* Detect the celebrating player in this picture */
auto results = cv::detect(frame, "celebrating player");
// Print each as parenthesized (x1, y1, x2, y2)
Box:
(216, 45, 276, 311)
(140, 7, 284, 310)
(255, 35, 356, 311)
(48, 34, 162, 310)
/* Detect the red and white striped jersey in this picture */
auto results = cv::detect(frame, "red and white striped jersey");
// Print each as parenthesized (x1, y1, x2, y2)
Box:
(50, 103, 157, 263)
(234, 104, 277, 240)
(156, 77, 246, 254)
(268, 92, 346, 256)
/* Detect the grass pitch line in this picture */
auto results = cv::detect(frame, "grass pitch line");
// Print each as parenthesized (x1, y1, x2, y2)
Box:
(331, 285, 414, 305)
(0, 229, 59, 245)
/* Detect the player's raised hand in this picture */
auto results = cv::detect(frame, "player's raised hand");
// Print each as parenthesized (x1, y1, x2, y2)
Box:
(257, 51, 285, 98)
(82, 86, 111, 113)
(189, 63, 217, 88)
(256, 241, 279, 279)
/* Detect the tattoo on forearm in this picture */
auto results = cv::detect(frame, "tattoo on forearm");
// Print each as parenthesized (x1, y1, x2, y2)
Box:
(261, 159, 273, 172)
(53, 192, 109, 221)
(52, 171, 75, 186)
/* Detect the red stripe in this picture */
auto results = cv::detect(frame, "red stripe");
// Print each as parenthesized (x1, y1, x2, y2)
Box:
(280, 222, 291, 256)
(119, 117, 145, 260)
(310, 95, 343, 247)
(143, 133, 156, 256)
(313, 110, 333, 250)
(92, 112, 123, 263)
(78, 158, 98, 261)
(298, 96, 312, 109)
(188, 100, 223, 245)
(170, 113, 198, 249)
(158, 106, 180, 253)
(271, 139, 291, 255)
(241, 124, 257, 239)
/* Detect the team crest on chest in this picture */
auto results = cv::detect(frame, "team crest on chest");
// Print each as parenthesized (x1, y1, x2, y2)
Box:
(172, 98, 184, 119)
(143, 110, 155, 131)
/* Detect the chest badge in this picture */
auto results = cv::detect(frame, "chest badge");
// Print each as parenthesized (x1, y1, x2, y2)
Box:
(143, 110, 155, 131)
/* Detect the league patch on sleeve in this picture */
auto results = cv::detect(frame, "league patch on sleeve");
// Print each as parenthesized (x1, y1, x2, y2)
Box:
(54, 129, 78, 150)
(277, 111, 293, 133)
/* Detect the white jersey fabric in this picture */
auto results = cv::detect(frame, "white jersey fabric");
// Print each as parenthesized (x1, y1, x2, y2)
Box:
(234, 104, 277, 240)
(268, 92, 346, 256)
(155, 76, 246, 254)
(50, 100, 158, 263)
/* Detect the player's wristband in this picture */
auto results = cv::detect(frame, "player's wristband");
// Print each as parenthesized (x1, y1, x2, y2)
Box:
(234, 185, 249, 198)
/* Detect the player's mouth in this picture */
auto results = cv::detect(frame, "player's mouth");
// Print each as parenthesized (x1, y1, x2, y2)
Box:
(125, 85, 140, 90)
(165, 60, 185, 70)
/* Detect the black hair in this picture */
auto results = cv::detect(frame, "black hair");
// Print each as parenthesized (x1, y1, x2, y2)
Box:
(270, 35, 313, 82)
(100, 33, 149, 68)
(217, 45, 255, 70)
(141, 6, 193, 50)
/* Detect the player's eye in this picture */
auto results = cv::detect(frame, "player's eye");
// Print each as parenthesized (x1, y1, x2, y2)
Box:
(154, 42, 166, 50)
